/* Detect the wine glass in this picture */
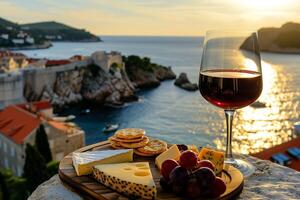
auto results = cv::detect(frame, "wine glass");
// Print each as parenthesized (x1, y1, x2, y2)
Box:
(199, 30, 263, 177)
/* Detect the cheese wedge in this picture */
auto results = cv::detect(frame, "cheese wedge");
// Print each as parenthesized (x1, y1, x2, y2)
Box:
(93, 162, 156, 199)
(198, 147, 224, 175)
(72, 149, 133, 176)
(155, 144, 181, 170)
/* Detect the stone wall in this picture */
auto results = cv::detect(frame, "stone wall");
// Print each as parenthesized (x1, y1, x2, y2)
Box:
(0, 129, 35, 176)
(25, 122, 85, 161)
(0, 72, 24, 109)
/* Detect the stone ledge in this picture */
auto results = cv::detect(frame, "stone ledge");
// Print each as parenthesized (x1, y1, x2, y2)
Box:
(29, 155, 300, 200)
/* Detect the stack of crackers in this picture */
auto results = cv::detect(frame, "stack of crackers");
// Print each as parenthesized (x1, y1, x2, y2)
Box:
(109, 128, 168, 157)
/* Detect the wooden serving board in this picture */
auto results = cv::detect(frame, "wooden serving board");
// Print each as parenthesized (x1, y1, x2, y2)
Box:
(59, 141, 244, 200)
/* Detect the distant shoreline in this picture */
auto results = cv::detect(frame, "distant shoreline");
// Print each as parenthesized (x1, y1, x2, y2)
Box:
(0, 39, 103, 51)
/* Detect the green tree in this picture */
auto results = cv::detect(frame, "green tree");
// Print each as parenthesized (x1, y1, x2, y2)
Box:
(46, 161, 59, 177)
(23, 144, 49, 193)
(35, 124, 52, 163)
(0, 171, 9, 200)
(0, 169, 28, 200)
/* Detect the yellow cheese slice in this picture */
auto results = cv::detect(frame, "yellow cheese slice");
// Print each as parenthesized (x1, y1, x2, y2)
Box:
(155, 144, 181, 170)
(198, 147, 224, 175)
(93, 162, 156, 199)
(72, 149, 133, 176)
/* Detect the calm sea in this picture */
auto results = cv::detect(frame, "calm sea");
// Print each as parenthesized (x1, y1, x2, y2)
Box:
(18, 36, 300, 154)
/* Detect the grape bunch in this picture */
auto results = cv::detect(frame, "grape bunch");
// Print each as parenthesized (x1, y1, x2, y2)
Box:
(160, 149, 226, 199)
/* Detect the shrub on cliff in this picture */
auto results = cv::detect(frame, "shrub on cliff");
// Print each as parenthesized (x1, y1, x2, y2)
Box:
(35, 124, 52, 163)
(124, 55, 154, 73)
(23, 144, 49, 193)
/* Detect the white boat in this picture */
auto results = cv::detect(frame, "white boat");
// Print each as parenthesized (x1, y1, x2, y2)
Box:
(80, 109, 90, 115)
(103, 124, 119, 133)
(52, 115, 76, 122)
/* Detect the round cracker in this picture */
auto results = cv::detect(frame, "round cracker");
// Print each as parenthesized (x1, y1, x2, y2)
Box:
(136, 139, 167, 155)
(119, 136, 149, 149)
(134, 149, 156, 157)
(115, 128, 145, 139)
(109, 135, 145, 143)
(109, 139, 124, 149)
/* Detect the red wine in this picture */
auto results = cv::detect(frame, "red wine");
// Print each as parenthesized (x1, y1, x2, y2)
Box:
(199, 69, 262, 110)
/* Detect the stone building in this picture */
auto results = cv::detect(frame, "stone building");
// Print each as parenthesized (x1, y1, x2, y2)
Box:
(91, 51, 123, 72)
(0, 51, 28, 72)
(0, 101, 85, 176)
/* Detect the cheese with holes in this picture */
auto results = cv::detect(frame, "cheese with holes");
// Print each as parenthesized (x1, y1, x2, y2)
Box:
(155, 144, 181, 170)
(93, 162, 156, 200)
(198, 147, 224, 175)
(72, 149, 133, 176)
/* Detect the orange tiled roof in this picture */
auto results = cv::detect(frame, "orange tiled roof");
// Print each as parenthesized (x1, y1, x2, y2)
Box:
(46, 59, 71, 67)
(47, 120, 69, 132)
(0, 106, 41, 144)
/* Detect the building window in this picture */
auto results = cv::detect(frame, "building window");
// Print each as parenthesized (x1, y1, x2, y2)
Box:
(4, 158, 8, 168)
(10, 146, 15, 157)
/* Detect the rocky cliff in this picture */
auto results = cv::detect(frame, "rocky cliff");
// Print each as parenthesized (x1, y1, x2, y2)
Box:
(24, 55, 176, 107)
(241, 22, 300, 53)
(124, 55, 176, 88)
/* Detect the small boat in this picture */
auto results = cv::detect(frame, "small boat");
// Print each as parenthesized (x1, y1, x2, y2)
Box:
(52, 115, 76, 122)
(80, 109, 90, 115)
(103, 124, 119, 133)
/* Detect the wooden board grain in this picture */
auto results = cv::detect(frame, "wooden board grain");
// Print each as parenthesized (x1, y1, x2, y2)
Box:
(59, 141, 244, 200)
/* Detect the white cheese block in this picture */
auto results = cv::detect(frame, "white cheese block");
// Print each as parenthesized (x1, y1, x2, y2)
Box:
(93, 162, 156, 199)
(72, 149, 133, 176)
(155, 144, 181, 170)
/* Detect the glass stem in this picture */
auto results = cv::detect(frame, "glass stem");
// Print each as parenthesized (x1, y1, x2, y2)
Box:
(225, 110, 235, 161)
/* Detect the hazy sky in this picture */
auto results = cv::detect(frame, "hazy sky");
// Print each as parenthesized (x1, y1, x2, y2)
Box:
(1, 0, 300, 36)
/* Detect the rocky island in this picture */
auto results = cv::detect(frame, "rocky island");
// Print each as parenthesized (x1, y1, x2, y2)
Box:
(0, 17, 100, 50)
(241, 22, 300, 53)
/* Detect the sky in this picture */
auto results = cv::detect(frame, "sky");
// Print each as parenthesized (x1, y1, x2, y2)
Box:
(1, 0, 300, 36)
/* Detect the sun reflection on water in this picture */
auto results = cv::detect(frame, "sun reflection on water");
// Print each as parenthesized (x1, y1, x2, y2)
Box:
(214, 60, 299, 154)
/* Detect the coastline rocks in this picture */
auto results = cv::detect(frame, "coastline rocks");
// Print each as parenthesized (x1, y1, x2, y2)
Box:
(174, 73, 198, 91)
(124, 55, 176, 89)
(126, 65, 160, 88)
(81, 66, 137, 106)
(125, 64, 176, 89)
(153, 66, 176, 81)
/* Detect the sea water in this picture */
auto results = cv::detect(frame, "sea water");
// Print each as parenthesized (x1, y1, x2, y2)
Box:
(18, 36, 300, 154)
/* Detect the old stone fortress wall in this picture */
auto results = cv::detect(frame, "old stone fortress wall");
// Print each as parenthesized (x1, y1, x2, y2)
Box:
(0, 51, 123, 109)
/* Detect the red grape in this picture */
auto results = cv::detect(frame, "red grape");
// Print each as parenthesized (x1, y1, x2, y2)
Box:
(213, 177, 227, 197)
(177, 144, 188, 152)
(169, 166, 189, 196)
(186, 177, 202, 199)
(159, 177, 172, 191)
(179, 150, 198, 169)
(197, 160, 215, 172)
(194, 167, 216, 188)
(161, 159, 179, 181)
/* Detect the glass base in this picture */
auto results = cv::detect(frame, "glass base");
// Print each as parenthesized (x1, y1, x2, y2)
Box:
(225, 158, 255, 178)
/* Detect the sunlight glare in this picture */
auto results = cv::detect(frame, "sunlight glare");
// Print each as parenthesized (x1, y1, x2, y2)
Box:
(240, 0, 294, 10)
